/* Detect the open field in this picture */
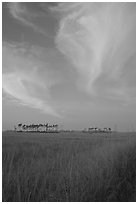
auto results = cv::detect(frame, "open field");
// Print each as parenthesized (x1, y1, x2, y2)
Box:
(2, 131, 136, 202)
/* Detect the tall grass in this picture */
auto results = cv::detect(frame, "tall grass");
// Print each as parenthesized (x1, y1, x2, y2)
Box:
(2, 132, 136, 201)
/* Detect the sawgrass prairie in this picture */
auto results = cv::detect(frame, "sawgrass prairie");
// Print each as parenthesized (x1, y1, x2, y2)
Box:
(2, 131, 136, 202)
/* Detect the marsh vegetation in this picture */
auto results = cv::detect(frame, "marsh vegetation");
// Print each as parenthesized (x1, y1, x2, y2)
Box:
(2, 131, 136, 202)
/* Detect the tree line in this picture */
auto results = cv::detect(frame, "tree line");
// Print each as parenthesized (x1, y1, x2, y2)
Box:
(15, 123, 58, 132)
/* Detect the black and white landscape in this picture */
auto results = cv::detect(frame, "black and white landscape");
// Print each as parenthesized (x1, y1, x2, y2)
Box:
(2, 2, 136, 202)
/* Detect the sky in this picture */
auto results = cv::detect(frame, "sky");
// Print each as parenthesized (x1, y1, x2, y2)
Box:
(2, 2, 136, 131)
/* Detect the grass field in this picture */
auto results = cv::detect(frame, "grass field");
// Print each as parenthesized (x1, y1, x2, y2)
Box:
(2, 131, 136, 202)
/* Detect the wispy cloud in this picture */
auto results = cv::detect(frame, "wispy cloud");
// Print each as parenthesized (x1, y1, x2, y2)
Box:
(55, 3, 136, 102)
(7, 2, 48, 36)
(2, 42, 61, 117)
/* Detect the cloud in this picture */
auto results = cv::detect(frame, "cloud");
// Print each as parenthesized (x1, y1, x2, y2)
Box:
(55, 3, 136, 101)
(7, 2, 47, 36)
(2, 42, 61, 117)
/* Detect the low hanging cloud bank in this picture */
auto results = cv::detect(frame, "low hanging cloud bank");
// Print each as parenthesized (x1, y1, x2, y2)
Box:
(2, 42, 61, 117)
(55, 3, 136, 101)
